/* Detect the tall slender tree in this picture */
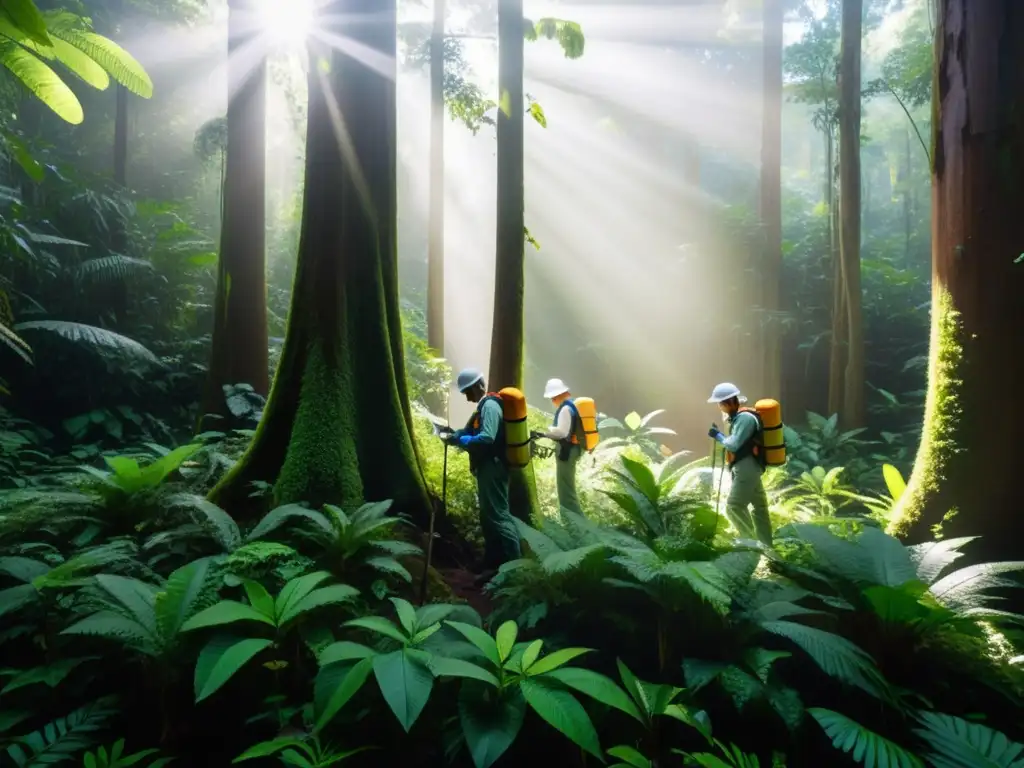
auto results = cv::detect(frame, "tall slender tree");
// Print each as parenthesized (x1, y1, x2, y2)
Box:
(836, 0, 864, 427)
(427, 0, 445, 368)
(201, 0, 270, 425)
(760, 0, 784, 398)
(487, 0, 526, 393)
(889, 0, 1024, 560)
(210, 0, 429, 520)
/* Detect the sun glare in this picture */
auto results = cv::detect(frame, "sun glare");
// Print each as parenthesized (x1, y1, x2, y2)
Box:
(258, 0, 315, 46)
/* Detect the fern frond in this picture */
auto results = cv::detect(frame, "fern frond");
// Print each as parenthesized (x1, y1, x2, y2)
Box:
(155, 558, 215, 639)
(761, 620, 885, 697)
(15, 320, 160, 364)
(76, 254, 153, 283)
(43, 11, 153, 97)
(907, 537, 978, 585)
(4, 697, 117, 766)
(914, 711, 1024, 768)
(167, 493, 242, 552)
(809, 708, 922, 767)
(930, 561, 1024, 614)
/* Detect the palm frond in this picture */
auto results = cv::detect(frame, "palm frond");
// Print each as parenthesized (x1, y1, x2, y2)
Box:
(15, 320, 160, 365)
(914, 711, 1024, 768)
(809, 708, 922, 767)
(3, 697, 118, 766)
(930, 561, 1024, 614)
(76, 254, 153, 283)
(44, 11, 153, 97)
(907, 537, 979, 584)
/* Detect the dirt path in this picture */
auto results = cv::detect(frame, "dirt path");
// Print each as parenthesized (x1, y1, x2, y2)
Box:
(437, 567, 493, 618)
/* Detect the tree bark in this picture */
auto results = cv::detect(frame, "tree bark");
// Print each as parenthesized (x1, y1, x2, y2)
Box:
(201, 0, 269, 426)
(759, 0, 783, 398)
(488, 0, 526, 393)
(488, 0, 537, 523)
(888, 0, 1024, 560)
(838, 0, 865, 427)
(209, 0, 430, 522)
(114, 85, 128, 188)
(427, 0, 445, 364)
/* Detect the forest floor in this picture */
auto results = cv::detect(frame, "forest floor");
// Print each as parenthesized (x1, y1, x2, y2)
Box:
(437, 567, 493, 616)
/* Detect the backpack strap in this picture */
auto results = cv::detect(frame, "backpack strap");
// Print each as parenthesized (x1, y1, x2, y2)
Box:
(726, 408, 764, 468)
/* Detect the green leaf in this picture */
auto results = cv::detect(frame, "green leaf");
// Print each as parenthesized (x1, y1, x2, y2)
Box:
(761, 621, 884, 697)
(458, 682, 527, 768)
(1, 656, 98, 694)
(495, 620, 518, 663)
(520, 677, 603, 758)
(391, 597, 418, 636)
(344, 615, 409, 645)
(526, 646, 592, 676)
(50, 35, 108, 89)
(181, 600, 275, 632)
(0, 584, 38, 618)
(372, 649, 434, 732)
(809, 708, 922, 768)
(273, 571, 332, 623)
(882, 464, 906, 502)
(44, 12, 153, 97)
(520, 639, 543, 671)
(445, 621, 501, 666)
(607, 745, 652, 768)
(914, 711, 1024, 768)
(242, 580, 275, 620)
(314, 657, 374, 732)
(279, 584, 358, 626)
(319, 641, 376, 666)
(0, 41, 83, 124)
(428, 656, 500, 687)
(234, 738, 308, 762)
(195, 637, 272, 701)
(543, 667, 642, 722)
(3, 0, 53, 46)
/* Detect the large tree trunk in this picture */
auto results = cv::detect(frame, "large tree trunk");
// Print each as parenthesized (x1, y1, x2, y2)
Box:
(210, 0, 429, 521)
(488, 0, 536, 523)
(201, 0, 269, 426)
(488, 0, 526, 392)
(837, 0, 865, 427)
(888, 1, 1024, 560)
(759, 0, 783, 398)
(427, 0, 445, 365)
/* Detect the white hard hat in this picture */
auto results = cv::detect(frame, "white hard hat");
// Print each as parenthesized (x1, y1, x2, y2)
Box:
(456, 368, 484, 393)
(543, 378, 570, 399)
(707, 382, 747, 404)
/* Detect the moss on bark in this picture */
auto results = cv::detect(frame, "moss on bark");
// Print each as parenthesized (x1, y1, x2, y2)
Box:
(209, 0, 428, 522)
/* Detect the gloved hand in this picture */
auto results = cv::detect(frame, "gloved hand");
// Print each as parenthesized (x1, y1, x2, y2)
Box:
(457, 434, 474, 449)
(708, 423, 723, 441)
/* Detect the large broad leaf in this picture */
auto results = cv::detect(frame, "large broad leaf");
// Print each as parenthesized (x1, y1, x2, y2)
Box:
(445, 621, 501, 666)
(0, 41, 82, 124)
(907, 537, 978, 585)
(156, 558, 212, 638)
(49, 35, 108, 89)
(914, 711, 1024, 768)
(15, 321, 158, 364)
(181, 600, 275, 632)
(314, 657, 374, 732)
(809, 708, 923, 768)
(458, 682, 527, 768)
(44, 12, 152, 97)
(372, 649, 434, 732)
(194, 636, 272, 702)
(543, 667, 641, 722)
(2, 0, 53, 46)
(520, 677, 602, 758)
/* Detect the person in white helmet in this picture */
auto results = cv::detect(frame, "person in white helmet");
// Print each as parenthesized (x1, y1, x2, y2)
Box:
(706, 382, 772, 545)
(533, 378, 584, 515)
(443, 368, 521, 580)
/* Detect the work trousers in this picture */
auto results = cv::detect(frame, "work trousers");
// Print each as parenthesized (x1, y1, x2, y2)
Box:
(556, 445, 583, 515)
(725, 457, 773, 546)
(475, 456, 522, 568)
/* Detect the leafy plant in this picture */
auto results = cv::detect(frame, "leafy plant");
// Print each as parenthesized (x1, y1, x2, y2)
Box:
(598, 410, 678, 460)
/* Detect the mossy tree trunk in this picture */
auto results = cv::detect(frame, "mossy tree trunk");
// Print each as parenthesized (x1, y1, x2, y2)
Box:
(837, 0, 865, 427)
(201, 0, 269, 427)
(759, 0, 783, 398)
(888, 0, 1024, 560)
(209, 0, 429, 521)
(488, 0, 536, 522)
(427, 0, 445, 368)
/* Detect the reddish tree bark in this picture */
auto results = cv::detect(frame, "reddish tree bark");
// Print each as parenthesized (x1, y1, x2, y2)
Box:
(201, 0, 269, 425)
(889, 0, 1024, 561)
